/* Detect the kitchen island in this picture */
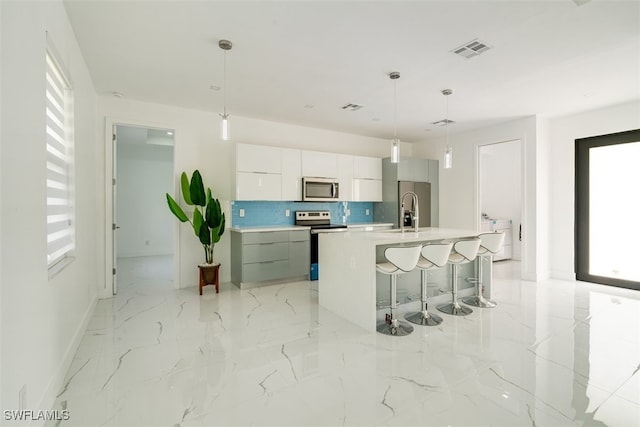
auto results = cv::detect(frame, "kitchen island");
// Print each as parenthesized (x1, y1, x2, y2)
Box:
(318, 227, 489, 331)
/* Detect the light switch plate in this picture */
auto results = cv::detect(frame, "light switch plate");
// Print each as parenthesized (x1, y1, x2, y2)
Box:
(365, 209, 370, 215)
(239, 209, 245, 217)
(285, 209, 290, 217)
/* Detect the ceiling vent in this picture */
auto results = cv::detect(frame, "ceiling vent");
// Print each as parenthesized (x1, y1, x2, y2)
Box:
(341, 103, 364, 111)
(451, 39, 491, 59)
(432, 119, 456, 126)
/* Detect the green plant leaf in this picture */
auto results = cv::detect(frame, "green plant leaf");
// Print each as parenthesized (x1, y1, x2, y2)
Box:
(206, 197, 222, 228)
(180, 172, 193, 205)
(166, 194, 188, 222)
(198, 222, 211, 245)
(193, 208, 204, 237)
(189, 170, 206, 206)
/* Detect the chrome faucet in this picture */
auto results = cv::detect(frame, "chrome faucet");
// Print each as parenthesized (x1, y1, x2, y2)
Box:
(400, 191, 419, 233)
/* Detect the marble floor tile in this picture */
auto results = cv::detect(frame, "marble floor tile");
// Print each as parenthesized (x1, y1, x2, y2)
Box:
(46, 256, 640, 427)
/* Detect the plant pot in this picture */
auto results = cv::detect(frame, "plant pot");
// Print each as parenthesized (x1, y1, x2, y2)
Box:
(198, 263, 220, 295)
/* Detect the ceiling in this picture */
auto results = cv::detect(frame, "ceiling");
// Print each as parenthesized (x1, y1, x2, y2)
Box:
(63, 0, 640, 142)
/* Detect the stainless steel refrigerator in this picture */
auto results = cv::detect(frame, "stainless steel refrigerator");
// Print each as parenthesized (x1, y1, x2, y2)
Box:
(398, 181, 431, 228)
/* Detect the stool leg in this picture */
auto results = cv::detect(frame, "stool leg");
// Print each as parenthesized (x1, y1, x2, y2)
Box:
(377, 274, 414, 336)
(462, 255, 497, 308)
(437, 264, 473, 316)
(405, 270, 443, 326)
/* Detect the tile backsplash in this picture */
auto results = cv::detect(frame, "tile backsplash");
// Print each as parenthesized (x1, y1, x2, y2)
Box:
(231, 201, 374, 227)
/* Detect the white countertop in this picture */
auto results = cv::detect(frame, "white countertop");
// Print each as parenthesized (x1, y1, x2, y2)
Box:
(230, 225, 310, 233)
(347, 222, 393, 229)
(321, 227, 480, 245)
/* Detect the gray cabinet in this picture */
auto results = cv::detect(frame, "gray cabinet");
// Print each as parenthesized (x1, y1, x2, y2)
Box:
(231, 229, 310, 288)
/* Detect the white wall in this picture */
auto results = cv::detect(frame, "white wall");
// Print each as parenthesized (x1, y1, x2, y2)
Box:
(414, 116, 543, 281)
(0, 0, 98, 417)
(116, 142, 174, 258)
(548, 100, 640, 280)
(97, 96, 409, 293)
(480, 140, 522, 260)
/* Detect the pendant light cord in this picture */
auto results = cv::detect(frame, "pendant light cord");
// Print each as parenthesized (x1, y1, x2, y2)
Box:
(223, 50, 227, 116)
(393, 78, 398, 139)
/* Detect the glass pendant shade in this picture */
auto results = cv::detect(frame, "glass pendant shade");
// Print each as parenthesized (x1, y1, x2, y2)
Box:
(391, 138, 400, 163)
(220, 113, 230, 141)
(444, 145, 453, 169)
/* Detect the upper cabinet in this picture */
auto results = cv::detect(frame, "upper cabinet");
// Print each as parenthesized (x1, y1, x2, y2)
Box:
(353, 155, 382, 180)
(281, 148, 302, 201)
(301, 150, 338, 178)
(337, 154, 354, 201)
(236, 143, 281, 174)
(397, 157, 429, 182)
(234, 143, 382, 202)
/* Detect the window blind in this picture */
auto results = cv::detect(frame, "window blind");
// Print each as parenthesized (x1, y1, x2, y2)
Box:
(46, 51, 74, 268)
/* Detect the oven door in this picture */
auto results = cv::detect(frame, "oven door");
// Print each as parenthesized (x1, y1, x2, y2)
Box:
(302, 177, 339, 201)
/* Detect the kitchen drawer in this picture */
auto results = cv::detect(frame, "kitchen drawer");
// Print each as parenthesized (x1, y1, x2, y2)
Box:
(243, 260, 289, 283)
(289, 229, 310, 242)
(242, 230, 289, 245)
(242, 242, 289, 263)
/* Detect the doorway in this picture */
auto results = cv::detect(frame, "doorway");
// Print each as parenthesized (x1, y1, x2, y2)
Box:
(111, 124, 175, 295)
(575, 129, 640, 290)
(478, 140, 523, 270)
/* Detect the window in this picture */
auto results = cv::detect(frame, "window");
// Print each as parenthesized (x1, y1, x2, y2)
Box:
(46, 48, 74, 272)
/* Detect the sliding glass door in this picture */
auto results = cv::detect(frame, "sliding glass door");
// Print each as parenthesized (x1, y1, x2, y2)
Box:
(575, 129, 640, 290)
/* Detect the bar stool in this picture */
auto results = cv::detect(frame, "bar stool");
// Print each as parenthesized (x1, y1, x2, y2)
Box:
(462, 232, 505, 308)
(437, 238, 481, 316)
(405, 242, 453, 326)
(376, 245, 422, 336)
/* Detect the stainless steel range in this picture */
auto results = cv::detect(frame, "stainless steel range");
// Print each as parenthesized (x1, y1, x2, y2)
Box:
(295, 210, 347, 280)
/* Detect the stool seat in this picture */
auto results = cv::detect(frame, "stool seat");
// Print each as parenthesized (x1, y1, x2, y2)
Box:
(437, 238, 481, 316)
(376, 245, 422, 336)
(405, 242, 453, 327)
(462, 232, 504, 308)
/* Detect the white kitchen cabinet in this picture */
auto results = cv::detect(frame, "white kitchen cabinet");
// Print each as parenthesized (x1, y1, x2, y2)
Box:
(236, 143, 281, 174)
(236, 172, 281, 201)
(353, 178, 382, 201)
(301, 150, 338, 178)
(281, 148, 301, 201)
(353, 155, 382, 180)
(337, 154, 354, 201)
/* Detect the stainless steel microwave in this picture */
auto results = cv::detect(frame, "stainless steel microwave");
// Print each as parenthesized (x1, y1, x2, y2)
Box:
(302, 177, 339, 201)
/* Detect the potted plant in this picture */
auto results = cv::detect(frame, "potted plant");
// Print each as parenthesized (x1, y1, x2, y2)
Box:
(166, 170, 226, 294)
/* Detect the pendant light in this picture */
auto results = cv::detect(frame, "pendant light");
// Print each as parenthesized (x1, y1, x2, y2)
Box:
(219, 39, 232, 141)
(442, 89, 453, 169)
(389, 72, 401, 163)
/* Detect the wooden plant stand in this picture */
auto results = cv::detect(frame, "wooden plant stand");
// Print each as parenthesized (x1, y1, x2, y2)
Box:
(198, 263, 220, 295)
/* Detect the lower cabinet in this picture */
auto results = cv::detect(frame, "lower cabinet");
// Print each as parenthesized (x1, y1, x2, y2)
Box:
(231, 229, 310, 288)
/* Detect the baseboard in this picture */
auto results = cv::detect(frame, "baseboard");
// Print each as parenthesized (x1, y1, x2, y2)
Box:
(116, 251, 172, 258)
(550, 270, 576, 281)
(34, 294, 98, 425)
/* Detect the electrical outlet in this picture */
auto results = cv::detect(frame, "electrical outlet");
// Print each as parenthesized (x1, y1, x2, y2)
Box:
(365, 209, 370, 216)
(239, 209, 245, 218)
(19, 385, 26, 411)
(285, 209, 290, 217)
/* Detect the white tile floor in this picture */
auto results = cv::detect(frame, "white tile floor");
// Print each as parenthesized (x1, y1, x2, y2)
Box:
(48, 256, 640, 426)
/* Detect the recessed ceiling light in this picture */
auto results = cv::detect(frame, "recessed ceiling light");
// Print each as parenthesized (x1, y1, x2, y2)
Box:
(303, 104, 315, 109)
(112, 91, 124, 98)
(210, 85, 221, 91)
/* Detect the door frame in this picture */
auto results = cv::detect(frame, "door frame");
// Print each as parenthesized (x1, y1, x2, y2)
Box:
(575, 128, 640, 290)
(102, 117, 180, 298)
(475, 138, 525, 278)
